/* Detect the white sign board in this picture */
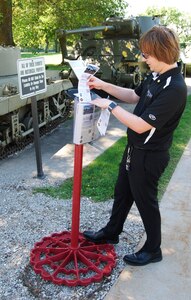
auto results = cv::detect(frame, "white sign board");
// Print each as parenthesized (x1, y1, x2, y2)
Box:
(17, 57, 47, 99)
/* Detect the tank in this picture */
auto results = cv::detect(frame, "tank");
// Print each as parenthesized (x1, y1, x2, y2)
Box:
(0, 46, 73, 157)
(57, 16, 160, 89)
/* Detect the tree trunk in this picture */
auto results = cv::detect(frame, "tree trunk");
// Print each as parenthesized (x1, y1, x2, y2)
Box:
(45, 36, 49, 53)
(0, 0, 15, 46)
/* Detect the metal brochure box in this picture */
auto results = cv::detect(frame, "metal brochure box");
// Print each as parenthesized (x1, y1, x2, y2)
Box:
(73, 99, 100, 144)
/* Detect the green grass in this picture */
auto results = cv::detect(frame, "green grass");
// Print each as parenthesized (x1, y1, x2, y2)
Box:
(34, 95, 191, 202)
(46, 64, 67, 71)
(21, 52, 58, 58)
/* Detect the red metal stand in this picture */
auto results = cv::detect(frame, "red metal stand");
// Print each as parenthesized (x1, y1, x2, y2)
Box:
(30, 144, 116, 286)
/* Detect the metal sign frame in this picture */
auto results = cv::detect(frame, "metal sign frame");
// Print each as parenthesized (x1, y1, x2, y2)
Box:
(17, 56, 47, 99)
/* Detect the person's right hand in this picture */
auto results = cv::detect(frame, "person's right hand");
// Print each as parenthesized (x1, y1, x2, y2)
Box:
(88, 76, 106, 90)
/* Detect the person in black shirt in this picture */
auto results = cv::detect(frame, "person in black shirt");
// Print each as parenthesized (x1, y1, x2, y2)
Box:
(83, 25, 187, 266)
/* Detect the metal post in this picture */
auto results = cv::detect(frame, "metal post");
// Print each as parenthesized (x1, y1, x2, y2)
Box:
(31, 96, 45, 179)
(71, 144, 83, 248)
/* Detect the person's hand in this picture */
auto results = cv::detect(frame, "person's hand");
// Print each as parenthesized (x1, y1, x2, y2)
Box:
(88, 76, 106, 90)
(91, 98, 112, 109)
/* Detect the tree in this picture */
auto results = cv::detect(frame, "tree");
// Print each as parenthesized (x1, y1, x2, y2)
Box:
(12, 0, 127, 53)
(0, 0, 15, 45)
(145, 7, 191, 54)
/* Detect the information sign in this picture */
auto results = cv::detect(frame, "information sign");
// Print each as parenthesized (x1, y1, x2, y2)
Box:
(17, 57, 47, 99)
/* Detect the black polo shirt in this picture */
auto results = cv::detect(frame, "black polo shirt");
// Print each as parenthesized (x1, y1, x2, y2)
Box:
(127, 65, 187, 150)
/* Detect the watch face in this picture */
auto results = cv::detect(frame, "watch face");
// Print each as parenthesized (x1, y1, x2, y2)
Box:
(108, 102, 117, 112)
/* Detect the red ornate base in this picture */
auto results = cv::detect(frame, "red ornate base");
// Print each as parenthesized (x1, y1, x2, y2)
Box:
(30, 231, 116, 286)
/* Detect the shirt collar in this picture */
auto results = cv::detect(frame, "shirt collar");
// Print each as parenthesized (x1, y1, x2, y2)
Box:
(152, 72, 159, 81)
(152, 64, 182, 82)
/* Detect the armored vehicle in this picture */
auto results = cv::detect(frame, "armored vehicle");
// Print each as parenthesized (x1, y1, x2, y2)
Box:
(0, 47, 73, 158)
(58, 16, 160, 89)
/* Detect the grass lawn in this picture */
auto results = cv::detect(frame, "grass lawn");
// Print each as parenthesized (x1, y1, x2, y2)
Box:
(21, 52, 58, 58)
(34, 95, 191, 202)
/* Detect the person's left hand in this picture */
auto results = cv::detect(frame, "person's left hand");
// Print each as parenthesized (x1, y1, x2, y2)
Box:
(91, 98, 112, 109)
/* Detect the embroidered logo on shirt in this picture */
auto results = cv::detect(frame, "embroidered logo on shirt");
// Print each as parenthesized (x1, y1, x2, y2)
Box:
(146, 90, 153, 98)
(149, 114, 156, 121)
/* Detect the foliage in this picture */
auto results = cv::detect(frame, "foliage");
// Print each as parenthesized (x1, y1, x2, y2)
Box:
(0, 12, 3, 24)
(146, 7, 191, 53)
(2, 1, 191, 54)
(11, 0, 127, 51)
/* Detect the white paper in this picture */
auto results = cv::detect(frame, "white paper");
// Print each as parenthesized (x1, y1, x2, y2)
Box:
(68, 60, 86, 79)
(69, 60, 99, 102)
(78, 72, 92, 102)
(71, 60, 111, 142)
(97, 109, 110, 136)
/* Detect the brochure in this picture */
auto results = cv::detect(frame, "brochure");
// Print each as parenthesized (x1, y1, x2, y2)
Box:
(69, 60, 110, 143)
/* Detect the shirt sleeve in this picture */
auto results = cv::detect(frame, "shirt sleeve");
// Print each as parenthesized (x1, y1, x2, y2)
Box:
(134, 81, 144, 96)
(135, 75, 152, 97)
(140, 86, 186, 130)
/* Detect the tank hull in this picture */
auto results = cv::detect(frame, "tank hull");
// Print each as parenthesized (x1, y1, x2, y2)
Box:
(59, 16, 160, 88)
(0, 47, 73, 151)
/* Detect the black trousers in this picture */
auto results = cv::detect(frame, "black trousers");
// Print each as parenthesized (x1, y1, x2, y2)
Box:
(103, 145, 170, 252)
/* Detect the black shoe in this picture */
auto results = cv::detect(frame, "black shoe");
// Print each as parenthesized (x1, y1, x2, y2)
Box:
(123, 249, 162, 266)
(83, 229, 119, 244)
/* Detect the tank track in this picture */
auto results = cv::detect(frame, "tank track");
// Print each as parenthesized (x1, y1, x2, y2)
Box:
(0, 105, 72, 161)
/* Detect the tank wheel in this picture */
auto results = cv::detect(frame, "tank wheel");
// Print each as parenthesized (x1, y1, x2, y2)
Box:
(23, 116, 33, 130)
(19, 123, 26, 133)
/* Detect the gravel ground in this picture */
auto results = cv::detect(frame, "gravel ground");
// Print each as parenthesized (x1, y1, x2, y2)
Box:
(0, 166, 144, 300)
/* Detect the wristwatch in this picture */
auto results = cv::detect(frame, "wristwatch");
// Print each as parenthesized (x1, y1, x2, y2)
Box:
(107, 101, 118, 113)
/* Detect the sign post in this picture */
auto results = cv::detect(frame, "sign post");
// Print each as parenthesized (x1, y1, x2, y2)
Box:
(17, 57, 47, 178)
